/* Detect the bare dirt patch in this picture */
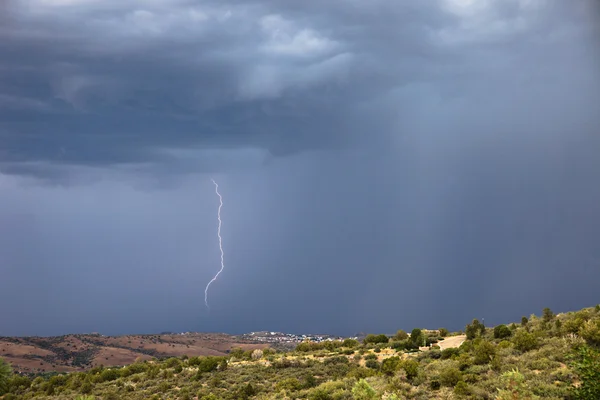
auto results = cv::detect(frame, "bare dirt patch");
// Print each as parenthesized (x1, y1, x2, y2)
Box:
(437, 335, 466, 350)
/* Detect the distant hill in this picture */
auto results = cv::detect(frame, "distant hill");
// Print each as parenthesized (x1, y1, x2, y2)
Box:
(0, 333, 267, 374)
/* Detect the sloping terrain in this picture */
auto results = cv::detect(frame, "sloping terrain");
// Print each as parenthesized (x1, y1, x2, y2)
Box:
(0, 333, 266, 374)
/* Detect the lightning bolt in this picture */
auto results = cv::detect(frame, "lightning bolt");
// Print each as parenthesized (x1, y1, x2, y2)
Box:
(205, 178, 225, 311)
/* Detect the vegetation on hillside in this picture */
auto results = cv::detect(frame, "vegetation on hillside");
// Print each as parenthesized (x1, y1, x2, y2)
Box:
(1, 305, 599, 399)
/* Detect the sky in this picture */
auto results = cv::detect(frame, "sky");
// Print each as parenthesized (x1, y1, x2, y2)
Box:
(1, 0, 599, 337)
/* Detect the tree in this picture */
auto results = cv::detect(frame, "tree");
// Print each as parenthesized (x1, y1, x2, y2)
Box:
(543, 308, 555, 323)
(251, 349, 263, 360)
(363, 334, 388, 345)
(438, 328, 449, 337)
(494, 324, 512, 339)
(465, 319, 485, 340)
(410, 328, 424, 347)
(521, 316, 528, 327)
(394, 330, 408, 341)
(342, 339, 359, 348)
(0, 358, 12, 395)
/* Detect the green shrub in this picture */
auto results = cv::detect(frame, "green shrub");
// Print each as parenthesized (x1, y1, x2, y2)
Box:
(8, 374, 31, 394)
(308, 387, 333, 400)
(496, 369, 537, 400)
(381, 356, 401, 375)
(454, 381, 470, 396)
(352, 379, 376, 400)
(428, 349, 442, 359)
(462, 373, 479, 383)
(494, 324, 512, 339)
(146, 365, 160, 379)
(365, 360, 379, 370)
(128, 362, 149, 374)
(580, 320, 600, 347)
(80, 381, 93, 394)
(474, 340, 496, 365)
(564, 317, 587, 334)
(187, 356, 201, 366)
(456, 353, 473, 371)
(276, 377, 302, 392)
(390, 340, 408, 351)
(401, 359, 419, 380)
(100, 368, 119, 382)
(198, 357, 221, 373)
(302, 374, 318, 389)
(571, 345, 600, 400)
(0, 358, 12, 395)
(163, 357, 182, 369)
(342, 339, 359, 348)
(103, 391, 120, 400)
(363, 334, 389, 344)
(439, 366, 462, 387)
(513, 330, 538, 352)
(441, 347, 460, 359)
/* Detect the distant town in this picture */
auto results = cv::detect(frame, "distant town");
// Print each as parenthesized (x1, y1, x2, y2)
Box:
(240, 331, 356, 344)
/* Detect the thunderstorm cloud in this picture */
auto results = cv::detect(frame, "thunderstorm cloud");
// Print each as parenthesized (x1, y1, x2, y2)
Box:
(0, 0, 599, 336)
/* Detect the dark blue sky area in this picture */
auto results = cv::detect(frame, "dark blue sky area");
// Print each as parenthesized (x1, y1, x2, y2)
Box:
(1, 0, 599, 337)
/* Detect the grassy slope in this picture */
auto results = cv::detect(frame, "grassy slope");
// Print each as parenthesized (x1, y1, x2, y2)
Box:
(2, 305, 600, 400)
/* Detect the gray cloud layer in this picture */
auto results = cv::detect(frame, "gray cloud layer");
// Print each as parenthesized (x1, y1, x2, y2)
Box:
(1, 1, 599, 336)
(2, 0, 598, 179)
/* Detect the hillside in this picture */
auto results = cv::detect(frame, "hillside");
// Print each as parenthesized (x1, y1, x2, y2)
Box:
(0, 333, 267, 374)
(1, 305, 599, 399)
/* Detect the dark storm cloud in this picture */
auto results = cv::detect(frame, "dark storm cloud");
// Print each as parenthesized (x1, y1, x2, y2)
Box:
(1, 0, 600, 338)
(2, 0, 597, 179)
